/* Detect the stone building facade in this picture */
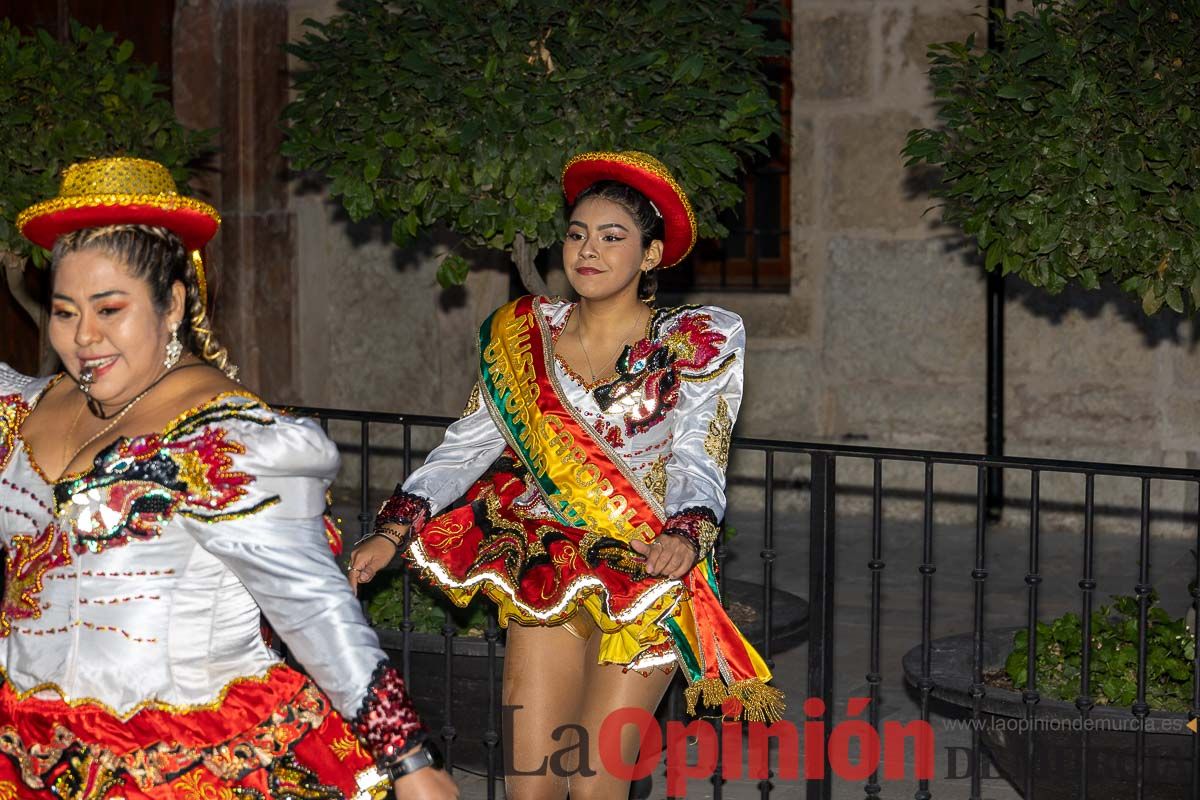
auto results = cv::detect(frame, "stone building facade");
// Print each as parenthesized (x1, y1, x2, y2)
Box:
(283, 0, 1196, 532)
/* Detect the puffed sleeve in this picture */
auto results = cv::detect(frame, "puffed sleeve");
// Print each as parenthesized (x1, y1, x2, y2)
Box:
(0, 363, 37, 396)
(0, 364, 46, 480)
(661, 307, 745, 559)
(374, 382, 507, 535)
(179, 411, 425, 765)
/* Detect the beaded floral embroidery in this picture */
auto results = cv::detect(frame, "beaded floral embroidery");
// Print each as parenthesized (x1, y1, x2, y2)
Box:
(0, 393, 31, 474)
(0, 523, 71, 637)
(0, 683, 343, 792)
(56, 424, 263, 555)
(594, 307, 735, 437)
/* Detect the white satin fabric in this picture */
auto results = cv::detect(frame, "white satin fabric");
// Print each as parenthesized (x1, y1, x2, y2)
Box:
(0, 364, 384, 720)
(402, 299, 745, 523)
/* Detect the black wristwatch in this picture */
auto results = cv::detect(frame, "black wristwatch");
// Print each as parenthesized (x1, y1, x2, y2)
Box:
(386, 741, 443, 780)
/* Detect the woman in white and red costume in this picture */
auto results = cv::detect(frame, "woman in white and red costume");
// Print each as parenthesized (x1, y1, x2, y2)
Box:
(0, 157, 457, 799)
(352, 151, 783, 799)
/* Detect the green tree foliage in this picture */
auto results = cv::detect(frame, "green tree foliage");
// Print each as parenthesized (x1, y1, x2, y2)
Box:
(0, 20, 211, 266)
(903, 0, 1200, 314)
(282, 0, 784, 292)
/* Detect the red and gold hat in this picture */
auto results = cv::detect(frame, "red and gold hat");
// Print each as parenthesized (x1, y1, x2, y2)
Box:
(17, 157, 220, 253)
(562, 151, 697, 268)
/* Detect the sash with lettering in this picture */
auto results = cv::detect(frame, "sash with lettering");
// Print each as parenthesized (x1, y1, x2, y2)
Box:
(477, 295, 782, 722)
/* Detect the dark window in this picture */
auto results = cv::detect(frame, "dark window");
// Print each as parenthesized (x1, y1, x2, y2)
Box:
(660, 3, 792, 294)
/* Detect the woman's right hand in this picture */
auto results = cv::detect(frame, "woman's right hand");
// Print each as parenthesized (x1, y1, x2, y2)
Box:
(348, 525, 406, 594)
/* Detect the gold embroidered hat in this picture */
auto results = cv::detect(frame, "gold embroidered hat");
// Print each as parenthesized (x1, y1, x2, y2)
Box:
(561, 151, 697, 268)
(17, 157, 220, 252)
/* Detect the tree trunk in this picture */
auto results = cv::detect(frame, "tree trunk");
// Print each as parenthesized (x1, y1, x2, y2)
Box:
(2, 251, 57, 374)
(511, 233, 550, 296)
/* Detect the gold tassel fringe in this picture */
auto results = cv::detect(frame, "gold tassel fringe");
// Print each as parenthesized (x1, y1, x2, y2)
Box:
(683, 677, 786, 723)
(728, 678, 787, 724)
(683, 678, 727, 716)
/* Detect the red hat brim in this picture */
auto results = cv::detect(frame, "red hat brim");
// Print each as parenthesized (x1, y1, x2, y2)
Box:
(20, 203, 219, 252)
(562, 154, 697, 268)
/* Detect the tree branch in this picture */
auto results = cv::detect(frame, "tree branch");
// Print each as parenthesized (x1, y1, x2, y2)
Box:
(2, 251, 41, 327)
(511, 233, 550, 297)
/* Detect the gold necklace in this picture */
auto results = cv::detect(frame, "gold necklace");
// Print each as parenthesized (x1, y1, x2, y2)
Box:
(61, 383, 159, 474)
(575, 305, 647, 384)
(60, 399, 88, 471)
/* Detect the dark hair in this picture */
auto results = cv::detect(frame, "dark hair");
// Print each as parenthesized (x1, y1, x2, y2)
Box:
(50, 224, 237, 377)
(569, 180, 663, 302)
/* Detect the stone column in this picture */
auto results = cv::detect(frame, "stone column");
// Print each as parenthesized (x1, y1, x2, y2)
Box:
(173, 0, 298, 401)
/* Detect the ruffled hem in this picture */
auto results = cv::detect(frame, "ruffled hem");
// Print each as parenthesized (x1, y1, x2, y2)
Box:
(0, 667, 389, 799)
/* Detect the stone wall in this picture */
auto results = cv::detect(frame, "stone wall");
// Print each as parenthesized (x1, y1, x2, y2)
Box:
(285, 0, 1198, 535)
(703, 0, 1196, 534)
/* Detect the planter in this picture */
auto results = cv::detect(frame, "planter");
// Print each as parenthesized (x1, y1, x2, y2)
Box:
(902, 629, 1194, 799)
(374, 578, 808, 772)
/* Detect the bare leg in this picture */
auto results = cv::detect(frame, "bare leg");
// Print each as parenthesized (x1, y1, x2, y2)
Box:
(502, 623, 589, 800)
(568, 631, 676, 800)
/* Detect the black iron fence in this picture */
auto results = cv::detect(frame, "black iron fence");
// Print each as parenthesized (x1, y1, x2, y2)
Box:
(290, 405, 1200, 800)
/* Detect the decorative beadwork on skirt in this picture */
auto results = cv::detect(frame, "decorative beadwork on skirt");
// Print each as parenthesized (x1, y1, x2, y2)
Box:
(0, 666, 389, 799)
(406, 455, 684, 672)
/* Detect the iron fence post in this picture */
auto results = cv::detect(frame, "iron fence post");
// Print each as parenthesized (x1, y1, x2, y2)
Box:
(807, 453, 836, 800)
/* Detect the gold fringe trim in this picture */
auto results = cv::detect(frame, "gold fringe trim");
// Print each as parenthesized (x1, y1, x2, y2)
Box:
(684, 677, 786, 724)
(684, 678, 727, 716)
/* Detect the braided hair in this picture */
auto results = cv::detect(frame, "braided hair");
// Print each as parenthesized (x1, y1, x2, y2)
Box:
(50, 225, 239, 379)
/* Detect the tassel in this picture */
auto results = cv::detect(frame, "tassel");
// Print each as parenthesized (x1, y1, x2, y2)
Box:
(728, 679, 787, 724)
(683, 677, 785, 723)
(683, 678, 727, 716)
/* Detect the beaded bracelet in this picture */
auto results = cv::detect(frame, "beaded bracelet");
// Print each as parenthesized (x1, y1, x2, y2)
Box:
(662, 506, 720, 561)
(351, 661, 428, 769)
(373, 489, 431, 538)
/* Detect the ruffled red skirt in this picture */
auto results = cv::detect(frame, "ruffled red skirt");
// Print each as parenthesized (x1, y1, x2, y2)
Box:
(408, 455, 683, 668)
(0, 666, 387, 799)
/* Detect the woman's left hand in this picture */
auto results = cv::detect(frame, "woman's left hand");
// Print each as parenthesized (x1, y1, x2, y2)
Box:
(630, 535, 697, 579)
(393, 766, 459, 799)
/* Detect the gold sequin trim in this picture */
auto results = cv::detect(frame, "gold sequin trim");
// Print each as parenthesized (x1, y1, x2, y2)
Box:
(0, 663, 284, 721)
(697, 518, 720, 559)
(17, 193, 221, 231)
(644, 455, 669, 503)
(460, 384, 482, 418)
(561, 151, 697, 266)
(680, 352, 737, 384)
(17, 157, 221, 231)
(705, 396, 733, 470)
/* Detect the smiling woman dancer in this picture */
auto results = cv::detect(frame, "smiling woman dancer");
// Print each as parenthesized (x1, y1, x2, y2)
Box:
(0, 157, 456, 799)
(351, 151, 783, 799)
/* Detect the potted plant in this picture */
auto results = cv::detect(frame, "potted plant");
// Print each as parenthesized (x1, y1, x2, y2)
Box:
(902, 0, 1200, 313)
(903, 591, 1196, 799)
(0, 19, 210, 370)
(281, 0, 784, 294)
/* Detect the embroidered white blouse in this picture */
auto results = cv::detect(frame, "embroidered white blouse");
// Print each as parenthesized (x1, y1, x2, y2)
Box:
(400, 299, 744, 545)
(0, 364, 384, 720)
